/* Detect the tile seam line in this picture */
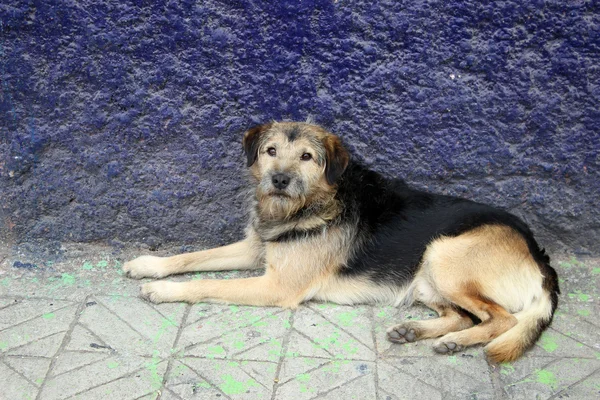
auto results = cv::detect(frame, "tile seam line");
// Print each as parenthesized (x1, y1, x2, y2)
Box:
(502, 357, 563, 390)
(1, 357, 42, 390)
(76, 320, 117, 350)
(270, 308, 296, 400)
(157, 303, 190, 400)
(380, 358, 454, 395)
(184, 306, 287, 330)
(35, 295, 90, 400)
(47, 352, 112, 380)
(289, 326, 338, 359)
(161, 386, 186, 400)
(307, 304, 378, 352)
(179, 359, 235, 400)
(178, 308, 288, 355)
(1, 330, 67, 356)
(369, 307, 381, 400)
(0, 302, 76, 333)
(276, 358, 343, 388)
(61, 360, 169, 400)
(546, 364, 600, 400)
(306, 370, 374, 400)
(546, 326, 600, 353)
(94, 298, 154, 343)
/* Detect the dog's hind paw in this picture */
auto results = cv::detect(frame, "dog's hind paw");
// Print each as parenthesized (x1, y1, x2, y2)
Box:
(433, 341, 464, 355)
(123, 256, 167, 279)
(387, 324, 419, 344)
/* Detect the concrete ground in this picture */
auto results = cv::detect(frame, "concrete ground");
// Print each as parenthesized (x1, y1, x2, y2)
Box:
(0, 243, 599, 400)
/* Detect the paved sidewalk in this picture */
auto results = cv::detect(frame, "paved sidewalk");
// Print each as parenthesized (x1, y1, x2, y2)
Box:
(0, 244, 599, 400)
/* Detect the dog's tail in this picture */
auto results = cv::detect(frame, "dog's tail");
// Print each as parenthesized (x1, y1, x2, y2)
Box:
(485, 259, 559, 363)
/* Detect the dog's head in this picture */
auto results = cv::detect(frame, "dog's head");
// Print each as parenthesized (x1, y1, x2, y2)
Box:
(242, 122, 349, 220)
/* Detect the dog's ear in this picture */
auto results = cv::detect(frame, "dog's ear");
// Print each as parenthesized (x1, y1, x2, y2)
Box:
(323, 134, 350, 185)
(242, 123, 272, 167)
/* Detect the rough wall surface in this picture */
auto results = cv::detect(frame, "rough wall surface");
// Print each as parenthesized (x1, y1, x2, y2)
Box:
(1, 0, 599, 255)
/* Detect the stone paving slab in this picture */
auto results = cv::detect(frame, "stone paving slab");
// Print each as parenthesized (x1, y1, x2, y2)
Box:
(0, 245, 599, 399)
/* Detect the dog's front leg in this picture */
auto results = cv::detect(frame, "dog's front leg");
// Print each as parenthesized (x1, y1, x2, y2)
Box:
(140, 273, 300, 308)
(123, 236, 263, 279)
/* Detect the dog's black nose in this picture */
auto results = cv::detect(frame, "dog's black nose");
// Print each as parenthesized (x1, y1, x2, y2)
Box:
(272, 173, 291, 190)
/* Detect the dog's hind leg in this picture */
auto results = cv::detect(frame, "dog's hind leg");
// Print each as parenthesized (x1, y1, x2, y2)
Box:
(431, 290, 517, 355)
(387, 304, 474, 344)
(123, 236, 263, 279)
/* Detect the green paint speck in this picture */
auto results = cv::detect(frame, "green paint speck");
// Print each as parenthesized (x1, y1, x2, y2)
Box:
(577, 309, 590, 317)
(297, 373, 311, 382)
(61, 273, 75, 286)
(337, 310, 358, 326)
(42, 313, 55, 320)
(107, 361, 119, 369)
(536, 369, 557, 387)
(500, 363, 515, 375)
(377, 310, 387, 318)
(592, 267, 600, 275)
(229, 305, 239, 313)
(567, 290, 591, 302)
(207, 346, 226, 357)
(540, 333, 558, 353)
(97, 260, 108, 268)
(82, 262, 94, 270)
(219, 374, 258, 395)
(1, 278, 10, 286)
(0, 342, 8, 351)
(233, 341, 245, 350)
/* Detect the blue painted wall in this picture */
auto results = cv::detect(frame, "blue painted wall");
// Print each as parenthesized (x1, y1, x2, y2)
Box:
(1, 0, 599, 255)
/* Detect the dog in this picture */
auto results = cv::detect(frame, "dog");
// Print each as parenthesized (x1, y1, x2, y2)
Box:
(123, 121, 559, 363)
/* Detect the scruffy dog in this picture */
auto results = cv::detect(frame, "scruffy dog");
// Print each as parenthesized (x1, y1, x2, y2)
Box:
(123, 122, 559, 362)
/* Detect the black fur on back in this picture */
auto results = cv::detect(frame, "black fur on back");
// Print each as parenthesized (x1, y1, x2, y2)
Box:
(334, 162, 560, 301)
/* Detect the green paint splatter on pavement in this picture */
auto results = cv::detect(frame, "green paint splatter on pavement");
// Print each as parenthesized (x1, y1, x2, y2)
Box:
(568, 290, 591, 302)
(592, 267, 600, 275)
(500, 364, 515, 375)
(447, 355, 458, 364)
(82, 262, 94, 270)
(233, 340, 245, 350)
(145, 350, 162, 390)
(540, 333, 558, 353)
(219, 374, 258, 395)
(559, 257, 585, 269)
(61, 273, 75, 286)
(337, 310, 358, 326)
(107, 361, 119, 369)
(536, 369, 557, 387)
(0, 342, 8, 351)
(1, 278, 10, 286)
(42, 313, 55, 320)
(297, 373, 310, 382)
(207, 346, 226, 357)
(577, 309, 590, 317)
(377, 310, 387, 318)
(229, 305, 239, 313)
(97, 260, 108, 268)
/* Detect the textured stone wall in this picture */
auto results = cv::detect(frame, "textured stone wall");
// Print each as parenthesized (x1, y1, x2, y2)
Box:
(1, 0, 599, 255)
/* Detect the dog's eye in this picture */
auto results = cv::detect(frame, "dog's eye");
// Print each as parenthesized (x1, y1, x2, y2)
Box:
(300, 153, 312, 161)
(267, 147, 276, 157)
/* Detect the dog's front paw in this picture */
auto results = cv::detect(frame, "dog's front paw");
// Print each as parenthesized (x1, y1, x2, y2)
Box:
(123, 256, 167, 279)
(140, 281, 181, 304)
